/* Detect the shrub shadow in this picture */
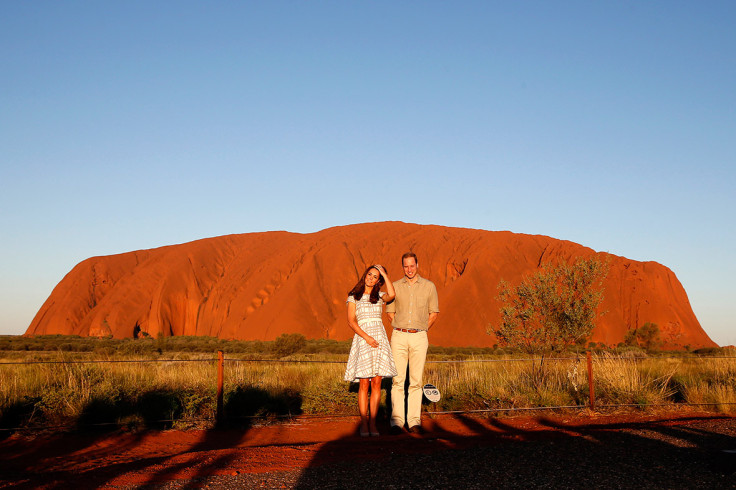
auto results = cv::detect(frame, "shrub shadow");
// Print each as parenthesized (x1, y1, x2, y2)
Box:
(0, 385, 305, 489)
(223, 386, 303, 427)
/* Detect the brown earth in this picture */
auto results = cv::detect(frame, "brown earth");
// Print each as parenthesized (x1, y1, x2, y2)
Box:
(1, 411, 734, 488)
(26, 222, 716, 349)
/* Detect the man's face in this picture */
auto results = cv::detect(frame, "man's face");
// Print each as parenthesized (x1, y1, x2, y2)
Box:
(402, 257, 418, 280)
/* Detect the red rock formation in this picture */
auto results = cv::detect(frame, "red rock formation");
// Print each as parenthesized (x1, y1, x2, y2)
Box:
(25, 222, 717, 349)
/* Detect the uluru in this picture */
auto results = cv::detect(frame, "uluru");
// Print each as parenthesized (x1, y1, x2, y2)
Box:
(26, 222, 716, 349)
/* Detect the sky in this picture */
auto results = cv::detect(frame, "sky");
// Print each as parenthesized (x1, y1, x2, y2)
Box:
(1, 2, 734, 345)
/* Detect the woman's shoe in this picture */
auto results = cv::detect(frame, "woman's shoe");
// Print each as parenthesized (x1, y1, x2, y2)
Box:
(370, 431, 380, 437)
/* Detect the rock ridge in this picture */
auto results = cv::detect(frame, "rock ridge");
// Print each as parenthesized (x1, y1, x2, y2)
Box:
(26, 222, 716, 349)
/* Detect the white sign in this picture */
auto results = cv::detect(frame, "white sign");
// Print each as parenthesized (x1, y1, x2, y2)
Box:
(423, 383, 441, 403)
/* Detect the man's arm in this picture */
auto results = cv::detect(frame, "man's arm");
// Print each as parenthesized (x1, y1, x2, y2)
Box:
(427, 283, 439, 330)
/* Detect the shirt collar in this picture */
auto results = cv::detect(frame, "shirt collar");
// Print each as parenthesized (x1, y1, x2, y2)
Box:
(401, 274, 423, 285)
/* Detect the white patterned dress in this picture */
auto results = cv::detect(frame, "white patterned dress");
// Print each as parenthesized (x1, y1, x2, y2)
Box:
(344, 292, 398, 382)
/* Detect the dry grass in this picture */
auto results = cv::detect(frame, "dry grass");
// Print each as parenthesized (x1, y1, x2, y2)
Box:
(1, 350, 735, 431)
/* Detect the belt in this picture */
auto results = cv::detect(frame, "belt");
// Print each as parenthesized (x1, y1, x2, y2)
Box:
(394, 328, 422, 333)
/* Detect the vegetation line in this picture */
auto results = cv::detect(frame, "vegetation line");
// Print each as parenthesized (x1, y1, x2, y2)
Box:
(4, 355, 736, 367)
(0, 358, 215, 366)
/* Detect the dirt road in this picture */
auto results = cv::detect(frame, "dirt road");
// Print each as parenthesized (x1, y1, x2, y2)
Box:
(1, 411, 735, 489)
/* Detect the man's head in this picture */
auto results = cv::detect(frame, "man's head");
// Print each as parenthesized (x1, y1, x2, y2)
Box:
(401, 252, 418, 280)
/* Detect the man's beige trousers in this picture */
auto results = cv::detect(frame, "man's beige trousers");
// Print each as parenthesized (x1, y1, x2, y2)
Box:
(390, 330, 428, 428)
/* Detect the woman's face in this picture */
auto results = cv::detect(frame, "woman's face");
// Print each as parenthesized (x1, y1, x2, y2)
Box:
(364, 268, 380, 288)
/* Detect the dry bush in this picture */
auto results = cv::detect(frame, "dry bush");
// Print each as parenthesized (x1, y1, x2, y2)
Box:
(593, 353, 676, 407)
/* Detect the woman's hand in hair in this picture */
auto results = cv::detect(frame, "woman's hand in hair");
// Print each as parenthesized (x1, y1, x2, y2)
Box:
(374, 264, 387, 278)
(376, 264, 396, 303)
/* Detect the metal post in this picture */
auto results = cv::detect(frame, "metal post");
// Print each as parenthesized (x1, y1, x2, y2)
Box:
(216, 350, 224, 424)
(586, 351, 595, 410)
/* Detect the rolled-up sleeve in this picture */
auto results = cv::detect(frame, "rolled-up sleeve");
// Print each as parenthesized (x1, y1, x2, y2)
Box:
(428, 284, 439, 313)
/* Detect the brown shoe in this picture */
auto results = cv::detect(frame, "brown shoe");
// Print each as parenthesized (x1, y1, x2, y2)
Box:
(407, 425, 424, 434)
(389, 425, 404, 435)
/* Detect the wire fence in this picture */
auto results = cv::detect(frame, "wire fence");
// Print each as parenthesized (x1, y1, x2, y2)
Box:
(1, 352, 735, 432)
(4, 354, 735, 366)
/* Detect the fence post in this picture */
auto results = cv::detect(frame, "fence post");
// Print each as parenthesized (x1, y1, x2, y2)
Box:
(586, 351, 595, 410)
(216, 350, 224, 425)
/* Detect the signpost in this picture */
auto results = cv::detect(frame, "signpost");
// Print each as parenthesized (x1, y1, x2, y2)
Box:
(423, 383, 441, 403)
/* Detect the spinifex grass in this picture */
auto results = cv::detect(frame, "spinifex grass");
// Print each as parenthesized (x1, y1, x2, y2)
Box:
(667, 354, 736, 413)
(592, 352, 676, 407)
(426, 356, 589, 412)
(2, 351, 735, 431)
(0, 353, 218, 430)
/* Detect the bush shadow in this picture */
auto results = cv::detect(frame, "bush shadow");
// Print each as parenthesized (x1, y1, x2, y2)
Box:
(0, 385, 304, 489)
(223, 385, 303, 428)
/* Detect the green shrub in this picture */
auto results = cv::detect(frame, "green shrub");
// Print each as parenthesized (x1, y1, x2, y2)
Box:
(272, 334, 307, 358)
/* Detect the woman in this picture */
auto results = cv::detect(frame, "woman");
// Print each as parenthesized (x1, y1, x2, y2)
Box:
(344, 264, 397, 437)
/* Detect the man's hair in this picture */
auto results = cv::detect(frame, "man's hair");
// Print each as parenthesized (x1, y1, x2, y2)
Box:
(401, 252, 418, 265)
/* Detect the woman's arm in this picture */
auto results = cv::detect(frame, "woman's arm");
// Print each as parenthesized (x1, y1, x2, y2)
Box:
(375, 265, 395, 303)
(347, 301, 378, 347)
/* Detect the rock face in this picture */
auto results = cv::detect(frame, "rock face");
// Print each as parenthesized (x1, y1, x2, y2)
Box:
(26, 222, 716, 349)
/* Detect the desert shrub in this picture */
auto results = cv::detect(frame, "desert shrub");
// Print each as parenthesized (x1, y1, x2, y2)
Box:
(302, 339, 351, 355)
(693, 347, 725, 356)
(623, 322, 663, 351)
(272, 333, 307, 358)
(614, 345, 648, 358)
(491, 257, 608, 355)
(593, 353, 675, 406)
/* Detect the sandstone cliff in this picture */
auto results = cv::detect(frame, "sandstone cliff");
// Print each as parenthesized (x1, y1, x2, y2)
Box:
(26, 222, 716, 349)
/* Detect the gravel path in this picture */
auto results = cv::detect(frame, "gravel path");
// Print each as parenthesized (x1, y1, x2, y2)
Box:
(141, 415, 736, 489)
(2, 412, 735, 489)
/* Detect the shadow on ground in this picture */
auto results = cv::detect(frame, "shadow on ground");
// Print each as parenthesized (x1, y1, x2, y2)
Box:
(0, 386, 302, 489)
(291, 413, 736, 489)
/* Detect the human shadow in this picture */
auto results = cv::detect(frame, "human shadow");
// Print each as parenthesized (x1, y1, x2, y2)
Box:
(0, 386, 303, 489)
(0, 398, 38, 441)
(293, 412, 736, 488)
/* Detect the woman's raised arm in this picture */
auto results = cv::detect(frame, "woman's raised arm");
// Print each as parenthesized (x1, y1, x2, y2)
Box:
(374, 264, 395, 303)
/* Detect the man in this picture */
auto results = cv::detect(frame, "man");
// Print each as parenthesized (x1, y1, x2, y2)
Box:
(386, 252, 439, 434)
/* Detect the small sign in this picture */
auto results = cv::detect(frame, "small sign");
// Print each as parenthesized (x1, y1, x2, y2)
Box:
(423, 383, 441, 403)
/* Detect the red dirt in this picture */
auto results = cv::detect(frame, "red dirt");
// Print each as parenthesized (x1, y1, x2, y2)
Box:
(1, 411, 733, 488)
(26, 222, 716, 349)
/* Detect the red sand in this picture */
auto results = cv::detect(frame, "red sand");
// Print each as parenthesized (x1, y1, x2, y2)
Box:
(0, 411, 731, 488)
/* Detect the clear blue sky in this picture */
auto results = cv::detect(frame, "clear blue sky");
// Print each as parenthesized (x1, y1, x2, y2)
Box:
(1, 2, 734, 345)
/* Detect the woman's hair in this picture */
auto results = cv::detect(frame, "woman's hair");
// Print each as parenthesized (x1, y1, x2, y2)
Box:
(348, 265, 387, 304)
